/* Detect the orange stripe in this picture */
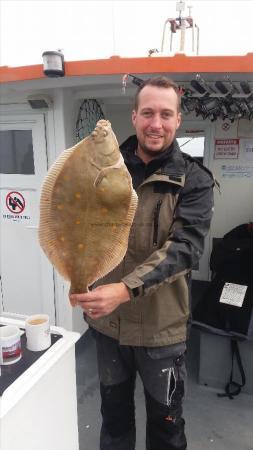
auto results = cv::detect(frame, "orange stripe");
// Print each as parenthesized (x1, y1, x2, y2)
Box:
(1, 53, 252, 83)
(0, 64, 46, 82)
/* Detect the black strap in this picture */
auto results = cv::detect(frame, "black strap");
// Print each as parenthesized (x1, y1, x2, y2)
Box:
(217, 339, 246, 400)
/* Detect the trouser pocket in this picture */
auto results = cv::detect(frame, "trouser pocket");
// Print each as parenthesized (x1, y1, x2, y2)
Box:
(139, 345, 187, 450)
(137, 343, 186, 407)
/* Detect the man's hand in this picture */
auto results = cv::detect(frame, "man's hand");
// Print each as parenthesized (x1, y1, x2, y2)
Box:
(69, 282, 130, 319)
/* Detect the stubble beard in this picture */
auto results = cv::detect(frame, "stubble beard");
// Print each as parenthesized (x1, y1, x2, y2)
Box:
(138, 143, 167, 159)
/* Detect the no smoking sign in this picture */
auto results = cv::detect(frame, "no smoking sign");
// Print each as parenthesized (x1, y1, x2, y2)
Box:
(6, 191, 26, 214)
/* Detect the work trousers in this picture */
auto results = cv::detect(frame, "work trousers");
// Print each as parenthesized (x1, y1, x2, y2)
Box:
(91, 329, 187, 450)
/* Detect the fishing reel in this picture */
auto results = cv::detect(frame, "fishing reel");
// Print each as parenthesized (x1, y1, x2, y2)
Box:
(121, 73, 253, 122)
(195, 97, 221, 122)
(245, 95, 253, 120)
(220, 100, 242, 122)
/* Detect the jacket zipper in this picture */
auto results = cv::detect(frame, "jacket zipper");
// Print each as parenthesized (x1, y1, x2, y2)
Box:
(153, 200, 163, 246)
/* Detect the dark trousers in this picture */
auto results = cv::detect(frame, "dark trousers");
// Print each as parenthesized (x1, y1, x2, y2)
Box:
(91, 329, 187, 450)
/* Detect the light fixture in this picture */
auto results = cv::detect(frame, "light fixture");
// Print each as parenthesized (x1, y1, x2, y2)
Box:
(42, 50, 65, 77)
(27, 94, 53, 109)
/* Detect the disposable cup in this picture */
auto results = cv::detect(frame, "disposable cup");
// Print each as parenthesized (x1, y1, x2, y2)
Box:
(25, 314, 51, 351)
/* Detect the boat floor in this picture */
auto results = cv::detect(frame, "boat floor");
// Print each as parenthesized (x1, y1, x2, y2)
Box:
(75, 281, 253, 450)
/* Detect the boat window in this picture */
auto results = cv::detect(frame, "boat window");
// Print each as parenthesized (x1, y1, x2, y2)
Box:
(177, 136, 205, 164)
(0, 130, 35, 175)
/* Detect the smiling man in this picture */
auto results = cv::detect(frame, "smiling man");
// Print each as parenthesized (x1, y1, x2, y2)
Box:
(70, 77, 214, 450)
(132, 79, 181, 163)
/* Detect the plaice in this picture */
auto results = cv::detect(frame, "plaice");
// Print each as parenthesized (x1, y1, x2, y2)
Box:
(38, 120, 138, 306)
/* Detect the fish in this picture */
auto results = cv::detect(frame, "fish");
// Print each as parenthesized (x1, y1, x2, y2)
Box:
(38, 120, 138, 306)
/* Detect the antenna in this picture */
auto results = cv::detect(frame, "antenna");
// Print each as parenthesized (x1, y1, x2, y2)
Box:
(188, 5, 192, 17)
(176, 1, 185, 16)
(161, 1, 199, 55)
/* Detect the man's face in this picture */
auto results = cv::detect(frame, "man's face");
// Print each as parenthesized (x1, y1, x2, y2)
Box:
(132, 86, 181, 162)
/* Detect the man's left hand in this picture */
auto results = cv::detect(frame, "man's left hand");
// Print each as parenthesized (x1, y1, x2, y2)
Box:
(69, 282, 130, 319)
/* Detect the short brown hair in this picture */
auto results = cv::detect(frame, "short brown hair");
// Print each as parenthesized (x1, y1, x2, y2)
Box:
(134, 76, 181, 112)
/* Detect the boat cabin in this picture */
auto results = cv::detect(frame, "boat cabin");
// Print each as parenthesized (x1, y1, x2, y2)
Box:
(0, 53, 252, 332)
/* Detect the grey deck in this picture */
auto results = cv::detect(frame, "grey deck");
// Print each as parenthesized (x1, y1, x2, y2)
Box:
(75, 282, 253, 450)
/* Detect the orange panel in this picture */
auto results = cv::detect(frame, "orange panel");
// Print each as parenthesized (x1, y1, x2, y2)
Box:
(0, 65, 45, 83)
(0, 53, 252, 84)
(66, 54, 253, 76)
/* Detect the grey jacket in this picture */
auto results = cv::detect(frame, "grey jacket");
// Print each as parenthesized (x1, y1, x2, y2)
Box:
(87, 136, 214, 346)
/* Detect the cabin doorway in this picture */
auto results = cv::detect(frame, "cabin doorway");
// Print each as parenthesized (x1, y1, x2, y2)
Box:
(0, 114, 55, 322)
(177, 121, 212, 281)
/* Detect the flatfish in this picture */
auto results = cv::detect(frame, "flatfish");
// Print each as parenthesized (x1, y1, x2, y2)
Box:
(39, 120, 138, 305)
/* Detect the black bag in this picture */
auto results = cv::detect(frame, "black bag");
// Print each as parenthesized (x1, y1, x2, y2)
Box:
(193, 223, 253, 398)
(210, 223, 253, 283)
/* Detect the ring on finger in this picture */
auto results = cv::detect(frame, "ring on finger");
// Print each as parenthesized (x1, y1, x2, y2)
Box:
(88, 308, 93, 314)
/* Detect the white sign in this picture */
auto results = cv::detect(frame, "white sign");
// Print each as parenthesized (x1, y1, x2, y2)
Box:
(220, 164, 253, 178)
(214, 139, 239, 159)
(241, 139, 253, 161)
(220, 282, 247, 308)
(0, 189, 32, 224)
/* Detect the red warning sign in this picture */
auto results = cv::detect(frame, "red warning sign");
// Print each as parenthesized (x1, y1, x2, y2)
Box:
(6, 191, 26, 214)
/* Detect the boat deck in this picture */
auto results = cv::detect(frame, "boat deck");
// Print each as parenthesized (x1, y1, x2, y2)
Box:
(75, 282, 253, 450)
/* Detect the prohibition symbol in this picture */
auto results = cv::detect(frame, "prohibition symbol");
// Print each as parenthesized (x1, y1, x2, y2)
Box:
(6, 191, 26, 214)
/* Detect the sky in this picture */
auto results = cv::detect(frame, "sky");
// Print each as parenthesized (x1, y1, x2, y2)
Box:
(0, 0, 253, 67)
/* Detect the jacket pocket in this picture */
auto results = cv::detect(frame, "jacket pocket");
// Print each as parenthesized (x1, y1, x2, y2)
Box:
(153, 200, 163, 246)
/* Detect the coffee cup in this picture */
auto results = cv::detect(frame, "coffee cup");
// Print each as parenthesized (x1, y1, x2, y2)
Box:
(25, 314, 51, 351)
(0, 325, 22, 365)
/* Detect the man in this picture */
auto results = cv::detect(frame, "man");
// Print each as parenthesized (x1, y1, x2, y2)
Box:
(70, 77, 214, 450)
